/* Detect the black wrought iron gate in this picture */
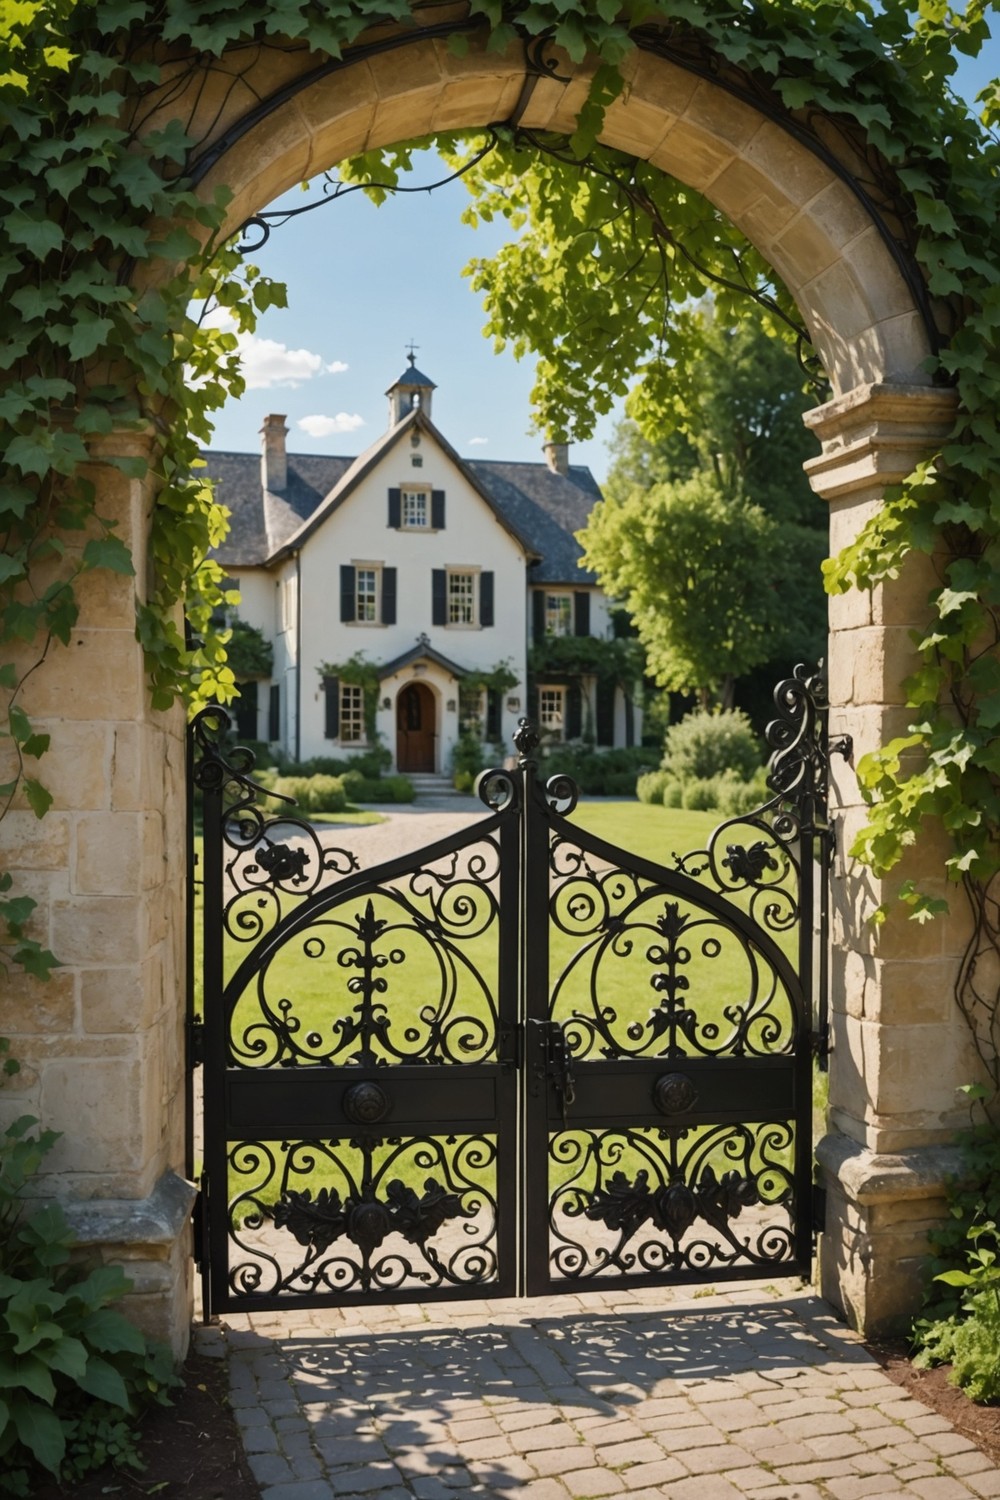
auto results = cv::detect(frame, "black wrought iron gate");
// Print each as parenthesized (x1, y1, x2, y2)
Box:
(189, 667, 847, 1317)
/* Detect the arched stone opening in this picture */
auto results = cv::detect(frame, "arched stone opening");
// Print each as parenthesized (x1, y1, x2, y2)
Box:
(6, 17, 972, 1352)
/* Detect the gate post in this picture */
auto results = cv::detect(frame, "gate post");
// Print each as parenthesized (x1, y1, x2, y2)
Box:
(804, 381, 973, 1333)
(0, 433, 194, 1355)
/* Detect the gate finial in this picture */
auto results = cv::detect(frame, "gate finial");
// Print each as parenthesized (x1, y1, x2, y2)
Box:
(514, 717, 540, 765)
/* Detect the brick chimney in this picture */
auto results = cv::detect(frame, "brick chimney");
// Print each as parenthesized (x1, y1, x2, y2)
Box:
(543, 439, 569, 476)
(260, 414, 288, 493)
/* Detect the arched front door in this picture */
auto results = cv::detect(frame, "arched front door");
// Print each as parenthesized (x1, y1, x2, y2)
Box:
(396, 682, 435, 772)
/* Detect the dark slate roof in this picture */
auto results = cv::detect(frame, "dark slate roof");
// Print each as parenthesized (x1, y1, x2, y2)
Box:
(387, 364, 436, 390)
(203, 426, 603, 583)
(468, 459, 602, 585)
(206, 450, 354, 565)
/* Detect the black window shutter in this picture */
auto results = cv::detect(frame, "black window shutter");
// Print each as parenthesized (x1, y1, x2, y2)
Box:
(432, 569, 447, 626)
(486, 688, 501, 741)
(527, 680, 539, 723)
(268, 683, 280, 741)
(532, 590, 545, 643)
(340, 565, 355, 622)
(596, 678, 615, 746)
(382, 567, 397, 625)
(567, 681, 583, 739)
(574, 591, 591, 637)
(480, 571, 494, 627)
(324, 677, 340, 739)
(234, 680, 257, 740)
(388, 488, 401, 528)
(431, 490, 446, 529)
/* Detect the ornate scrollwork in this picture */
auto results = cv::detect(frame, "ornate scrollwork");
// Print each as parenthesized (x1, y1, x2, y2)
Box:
(548, 1124, 794, 1280)
(227, 835, 505, 1069)
(227, 1133, 497, 1298)
(548, 884, 796, 1063)
(477, 766, 518, 813)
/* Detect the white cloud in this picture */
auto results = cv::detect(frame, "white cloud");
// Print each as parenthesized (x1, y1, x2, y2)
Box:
(297, 412, 366, 438)
(468, 435, 489, 446)
(326, 360, 349, 374)
(200, 304, 238, 333)
(239, 336, 325, 390)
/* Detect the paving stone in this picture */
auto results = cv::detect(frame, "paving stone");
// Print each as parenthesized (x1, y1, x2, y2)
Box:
(529, 1445, 599, 1477)
(249, 1453, 296, 1486)
(592, 1439, 665, 1468)
(678, 1444, 757, 1476)
(563, 1467, 626, 1497)
(909, 1481, 978, 1500)
(262, 1484, 351, 1500)
(619, 1456, 688, 1488)
(327, 1462, 406, 1494)
(510, 1423, 584, 1454)
(243, 1424, 282, 1453)
(826, 1476, 907, 1499)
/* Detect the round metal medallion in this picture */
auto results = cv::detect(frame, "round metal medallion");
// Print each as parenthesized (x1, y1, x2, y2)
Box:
(343, 1081, 391, 1125)
(653, 1072, 699, 1116)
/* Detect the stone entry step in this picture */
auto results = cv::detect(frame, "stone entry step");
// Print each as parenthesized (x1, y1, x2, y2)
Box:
(405, 773, 468, 799)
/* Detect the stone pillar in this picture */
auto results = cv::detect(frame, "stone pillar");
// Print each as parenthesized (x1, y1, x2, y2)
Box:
(0, 431, 193, 1356)
(804, 381, 976, 1333)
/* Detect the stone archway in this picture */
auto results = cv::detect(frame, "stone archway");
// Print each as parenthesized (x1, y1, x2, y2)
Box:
(6, 14, 972, 1352)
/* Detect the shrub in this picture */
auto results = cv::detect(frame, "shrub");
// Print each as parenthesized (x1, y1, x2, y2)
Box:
(0, 1115, 178, 1494)
(452, 732, 485, 788)
(636, 770, 671, 804)
(379, 775, 415, 803)
(269, 774, 347, 813)
(542, 744, 658, 797)
(662, 780, 684, 808)
(662, 708, 762, 783)
(716, 767, 770, 816)
(681, 776, 724, 811)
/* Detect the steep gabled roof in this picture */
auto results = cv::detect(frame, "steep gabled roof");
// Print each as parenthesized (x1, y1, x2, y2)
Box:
(268, 407, 537, 564)
(203, 413, 604, 582)
(378, 638, 470, 681)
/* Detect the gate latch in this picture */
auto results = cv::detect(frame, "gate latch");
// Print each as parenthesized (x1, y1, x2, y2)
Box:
(546, 1021, 576, 1125)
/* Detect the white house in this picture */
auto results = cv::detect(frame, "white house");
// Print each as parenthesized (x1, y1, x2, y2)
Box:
(205, 357, 640, 774)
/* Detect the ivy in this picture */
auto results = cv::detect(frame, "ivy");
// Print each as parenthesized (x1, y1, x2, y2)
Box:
(0, 0, 996, 1106)
(318, 653, 381, 740)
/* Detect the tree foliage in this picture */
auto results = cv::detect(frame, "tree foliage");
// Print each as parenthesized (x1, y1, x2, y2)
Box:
(580, 317, 827, 706)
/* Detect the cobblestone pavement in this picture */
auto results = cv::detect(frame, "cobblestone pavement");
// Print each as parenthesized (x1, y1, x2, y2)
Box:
(196, 1281, 1000, 1500)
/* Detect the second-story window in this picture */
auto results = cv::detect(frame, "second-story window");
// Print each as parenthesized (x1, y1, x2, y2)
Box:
(356, 567, 378, 622)
(448, 571, 476, 625)
(546, 593, 573, 637)
(340, 564, 396, 626)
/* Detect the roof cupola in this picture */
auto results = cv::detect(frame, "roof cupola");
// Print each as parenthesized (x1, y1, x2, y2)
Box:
(386, 347, 436, 427)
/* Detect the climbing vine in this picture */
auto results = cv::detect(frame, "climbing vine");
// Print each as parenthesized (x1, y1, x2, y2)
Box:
(1, 0, 1000, 1104)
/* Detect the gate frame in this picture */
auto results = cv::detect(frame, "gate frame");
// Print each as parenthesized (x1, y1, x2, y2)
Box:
(1, 15, 974, 1352)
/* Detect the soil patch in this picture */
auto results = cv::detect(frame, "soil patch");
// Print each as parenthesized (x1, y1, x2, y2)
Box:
(32, 1350, 260, 1500)
(867, 1336, 1000, 1468)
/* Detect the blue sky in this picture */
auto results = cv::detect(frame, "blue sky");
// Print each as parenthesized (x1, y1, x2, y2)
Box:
(205, 41, 1000, 485)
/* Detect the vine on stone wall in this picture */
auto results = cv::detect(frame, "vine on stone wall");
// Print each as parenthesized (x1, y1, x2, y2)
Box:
(0, 0, 999, 1105)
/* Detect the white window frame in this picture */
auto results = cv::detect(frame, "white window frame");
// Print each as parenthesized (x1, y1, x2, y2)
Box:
(546, 592, 573, 637)
(447, 569, 477, 627)
(340, 682, 365, 743)
(401, 487, 429, 529)
(353, 563, 380, 625)
(539, 686, 565, 739)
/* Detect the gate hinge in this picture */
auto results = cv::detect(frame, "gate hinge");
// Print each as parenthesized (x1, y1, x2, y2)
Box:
(187, 1016, 205, 1070)
(811, 1184, 827, 1238)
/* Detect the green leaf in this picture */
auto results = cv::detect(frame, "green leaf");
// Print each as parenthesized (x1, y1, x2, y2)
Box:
(10, 1396, 64, 1474)
(23, 780, 52, 819)
(79, 1308, 146, 1355)
(82, 535, 135, 576)
(79, 1356, 130, 1411)
(4, 212, 63, 258)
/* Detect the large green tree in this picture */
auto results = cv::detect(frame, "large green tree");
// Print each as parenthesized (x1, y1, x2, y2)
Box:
(581, 316, 827, 707)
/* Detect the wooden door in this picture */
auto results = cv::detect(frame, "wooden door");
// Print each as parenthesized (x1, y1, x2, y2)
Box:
(397, 682, 435, 771)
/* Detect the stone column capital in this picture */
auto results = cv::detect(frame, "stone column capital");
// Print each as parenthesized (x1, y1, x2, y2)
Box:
(803, 381, 958, 502)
